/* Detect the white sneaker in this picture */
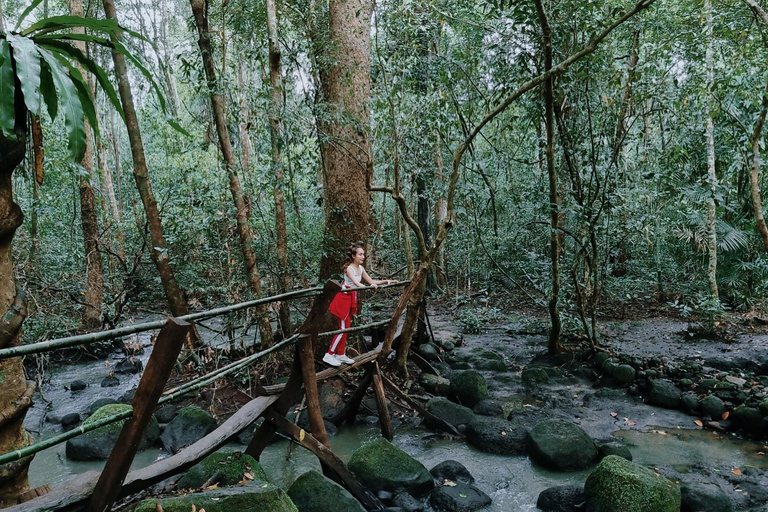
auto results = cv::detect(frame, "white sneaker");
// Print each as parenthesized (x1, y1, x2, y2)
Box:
(336, 354, 355, 365)
(323, 353, 341, 367)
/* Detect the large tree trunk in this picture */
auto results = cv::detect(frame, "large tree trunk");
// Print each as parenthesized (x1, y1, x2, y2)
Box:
(317, 0, 374, 279)
(96, 135, 125, 263)
(189, 0, 273, 346)
(705, 0, 719, 299)
(70, 0, 104, 330)
(750, 75, 768, 250)
(0, 95, 33, 508)
(101, 0, 194, 330)
(266, 0, 292, 336)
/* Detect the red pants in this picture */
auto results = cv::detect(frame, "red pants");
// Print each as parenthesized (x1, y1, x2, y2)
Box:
(328, 312, 351, 355)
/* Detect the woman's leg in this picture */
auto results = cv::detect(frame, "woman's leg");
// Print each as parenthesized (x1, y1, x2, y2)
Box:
(328, 313, 349, 355)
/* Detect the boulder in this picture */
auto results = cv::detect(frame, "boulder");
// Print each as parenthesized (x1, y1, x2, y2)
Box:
(420, 374, 451, 395)
(680, 482, 733, 512)
(645, 379, 681, 409)
(449, 370, 488, 407)
(759, 398, 768, 417)
(134, 480, 297, 512)
(430, 460, 474, 485)
(584, 455, 681, 512)
(537, 485, 587, 512)
(429, 482, 491, 512)
(700, 395, 726, 420)
(88, 398, 118, 415)
(597, 441, 632, 461)
(522, 367, 549, 385)
(154, 404, 179, 424)
(528, 420, 598, 471)
(287, 470, 365, 512)
(470, 349, 506, 371)
(681, 394, 700, 414)
(348, 438, 434, 496)
(472, 399, 503, 417)
(101, 375, 120, 387)
(612, 364, 637, 384)
(319, 379, 345, 419)
(115, 357, 143, 374)
(730, 405, 762, 435)
(70, 380, 87, 391)
(160, 406, 217, 453)
(65, 404, 159, 461)
(416, 343, 441, 361)
(465, 416, 528, 455)
(177, 451, 266, 489)
(392, 491, 423, 512)
(425, 398, 475, 429)
(61, 413, 81, 429)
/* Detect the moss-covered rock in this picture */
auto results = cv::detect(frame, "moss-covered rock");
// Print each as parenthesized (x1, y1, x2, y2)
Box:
(134, 480, 297, 512)
(425, 397, 475, 429)
(65, 404, 159, 461)
(348, 438, 434, 496)
(449, 370, 488, 407)
(521, 367, 549, 385)
(287, 470, 365, 512)
(465, 416, 528, 455)
(160, 406, 217, 453)
(584, 455, 681, 512)
(528, 420, 598, 471)
(177, 451, 266, 489)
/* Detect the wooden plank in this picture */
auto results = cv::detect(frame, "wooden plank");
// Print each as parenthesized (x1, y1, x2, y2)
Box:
(90, 317, 192, 512)
(264, 410, 385, 511)
(381, 375, 460, 436)
(371, 362, 393, 441)
(8, 395, 279, 512)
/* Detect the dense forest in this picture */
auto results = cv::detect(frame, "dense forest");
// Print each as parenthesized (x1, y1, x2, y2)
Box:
(2, 0, 768, 508)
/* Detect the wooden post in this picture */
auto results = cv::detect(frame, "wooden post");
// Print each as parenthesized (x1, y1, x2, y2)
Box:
(89, 317, 192, 512)
(328, 364, 374, 425)
(298, 331, 329, 445)
(371, 361, 393, 440)
(246, 280, 340, 460)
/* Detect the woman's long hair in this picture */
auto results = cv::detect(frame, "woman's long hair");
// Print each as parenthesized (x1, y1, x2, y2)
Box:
(343, 244, 363, 270)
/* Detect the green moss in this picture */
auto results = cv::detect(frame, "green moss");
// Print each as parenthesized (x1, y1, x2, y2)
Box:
(585, 455, 680, 512)
(177, 451, 266, 489)
(134, 481, 297, 512)
(0, 371, 6, 385)
(86, 404, 132, 436)
(178, 405, 213, 421)
(287, 470, 365, 512)
(348, 438, 433, 496)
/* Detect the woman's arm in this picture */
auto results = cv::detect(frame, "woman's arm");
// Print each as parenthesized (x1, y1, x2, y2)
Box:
(361, 268, 396, 288)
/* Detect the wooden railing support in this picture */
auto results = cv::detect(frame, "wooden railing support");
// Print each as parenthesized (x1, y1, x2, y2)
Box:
(371, 361, 393, 440)
(89, 317, 193, 512)
(328, 364, 374, 425)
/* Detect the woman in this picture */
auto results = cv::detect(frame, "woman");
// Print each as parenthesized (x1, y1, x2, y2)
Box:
(324, 244, 396, 366)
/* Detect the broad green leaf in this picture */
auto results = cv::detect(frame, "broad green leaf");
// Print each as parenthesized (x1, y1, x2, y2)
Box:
(37, 47, 86, 161)
(49, 50, 99, 141)
(0, 40, 16, 138)
(15, 0, 45, 31)
(23, 16, 145, 42)
(37, 38, 124, 122)
(6, 34, 42, 116)
(39, 57, 58, 120)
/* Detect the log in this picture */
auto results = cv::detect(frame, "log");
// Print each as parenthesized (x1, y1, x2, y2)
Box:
(371, 362, 393, 441)
(298, 331, 329, 446)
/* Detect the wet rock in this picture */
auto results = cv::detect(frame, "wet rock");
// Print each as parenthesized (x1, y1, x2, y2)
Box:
(646, 379, 681, 409)
(101, 375, 120, 387)
(65, 404, 159, 461)
(134, 480, 297, 512)
(584, 455, 681, 512)
(465, 416, 528, 455)
(449, 370, 488, 407)
(160, 406, 217, 453)
(697, 378, 720, 392)
(528, 420, 598, 471)
(377, 490, 394, 502)
(61, 413, 80, 429)
(154, 404, 178, 424)
(416, 343, 441, 361)
(681, 394, 700, 414)
(680, 482, 733, 512)
(758, 398, 768, 417)
(522, 367, 549, 385)
(235, 418, 265, 446)
(612, 364, 636, 384)
(120, 388, 136, 403)
(537, 485, 587, 512)
(115, 357, 143, 374)
(597, 441, 632, 461)
(425, 397, 475, 429)
(450, 361, 472, 370)
(442, 341, 455, 352)
(429, 482, 491, 512)
(470, 349, 506, 371)
(177, 451, 266, 489)
(700, 395, 726, 420)
(420, 373, 450, 395)
(472, 399, 503, 417)
(730, 405, 762, 435)
(319, 379, 345, 419)
(430, 460, 474, 485)
(348, 438, 434, 496)
(392, 491, 423, 512)
(287, 470, 365, 512)
(593, 352, 611, 369)
(88, 398, 118, 415)
(70, 380, 87, 391)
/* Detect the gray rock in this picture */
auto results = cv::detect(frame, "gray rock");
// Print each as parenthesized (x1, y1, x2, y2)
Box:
(430, 460, 474, 485)
(70, 380, 87, 391)
(160, 406, 217, 453)
(681, 482, 732, 512)
(700, 395, 726, 420)
(465, 416, 528, 455)
(61, 413, 80, 429)
(287, 470, 365, 512)
(319, 379, 346, 419)
(101, 375, 120, 387)
(449, 370, 488, 407)
(420, 373, 450, 395)
(88, 398, 118, 415)
(528, 420, 598, 471)
(66, 404, 159, 461)
(612, 364, 636, 384)
(348, 438, 434, 496)
(522, 367, 549, 385)
(392, 492, 423, 512)
(134, 480, 297, 512)
(154, 404, 178, 424)
(646, 379, 681, 409)
(416, 343, 441, 361)
(597, 441, 632, 461)
(429, 482, 491, 512)
(537, 485, 587, 512)
(115, 357, 143, 374)
(425, 398, 475, 429)
(472, 399, 503, 417)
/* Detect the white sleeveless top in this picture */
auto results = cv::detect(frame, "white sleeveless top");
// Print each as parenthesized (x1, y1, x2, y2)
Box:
(343, 265, 364, 288)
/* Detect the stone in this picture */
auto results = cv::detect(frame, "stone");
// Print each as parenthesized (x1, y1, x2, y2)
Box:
(528, 420, 598, 471)
(465, 416, 528, 455)
(155, 404, 178, 424)
(101, 375, 120, 387)
(429, 482, 491, 512)
(430, 460, 474, 485)
(425, 398, 475, 429)
(472, 399, 503, 417)
(700, 395, 727, 420)
(392, 491, 423, 512)
(70, 380, 87, 391)
(681, 394, 700, 414)
(65, 404, 159, 461)
(612, 364, 637, 384)
(730, 405, 762, 435)
(177, 451, 266, 489)
(584, 455, 681, 512)
(416, 343, 441, 361)
(597, 441, 632, 461)
(115, 357, 143, 374)
(120, 388, 136, 403)
(537, 485, 587, 512)
(593, 352, 611, 369)
(680, 482, 733, 512)
(759, 398, 768, 417)
(88, 398, 118, 415)
(449, 370, 488, 408)
(646, 379, 681, 409)
(61, 413, 80, 429)
(287, 470, 365, 512)
(160, 406, 217, 453)
(348, 438, 434, 496)
(319, 379, 345, 419)
(522, 367, 549, 385)
(420, 374, 451, 395)
(724, 375, 747, 387)
(134, 480, 297, 512)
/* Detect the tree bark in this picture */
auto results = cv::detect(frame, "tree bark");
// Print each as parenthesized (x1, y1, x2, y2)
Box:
(317, 0, 374, 279)
(266, 0, 292, 336)
(189, 0, 273, 346)
(705, 0, 719, 299)
(101, 0, 194, 330)
(750, 65, 768, 249)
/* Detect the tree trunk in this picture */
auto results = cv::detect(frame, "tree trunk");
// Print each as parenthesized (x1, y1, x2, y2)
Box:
(0, 93, 33, 507)
(750, 75, 768, 250)
(101, 0, 194, 330)
(237, 63, 252, 176)
(96, 135, 125, 262)
(189, 0, 273, 346)
(317, 0, 374, 279)
(266, 0, 292, 336)
(705, 0, 719, 299)
(70, 0, 104, 330)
